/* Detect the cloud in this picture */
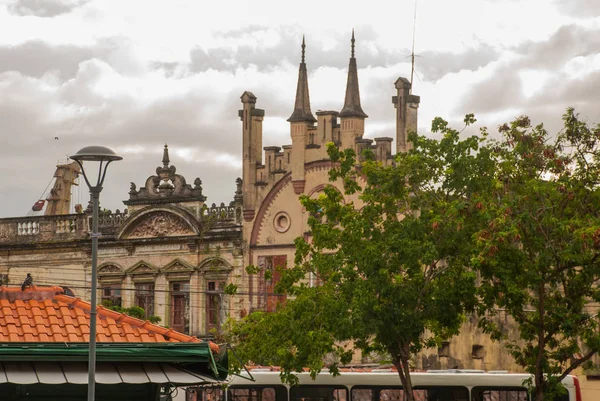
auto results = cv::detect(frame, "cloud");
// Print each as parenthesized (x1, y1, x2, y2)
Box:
(456, 23, 600, 130)
(188, 25, 498, 83)
(0, 41, 95, 79)
(417, 44, 500, 82)
(0, 36, 147, 81)
(515, 24, 600, 69)
(6, 0, 89, 18)
(552, 0, 600, 17)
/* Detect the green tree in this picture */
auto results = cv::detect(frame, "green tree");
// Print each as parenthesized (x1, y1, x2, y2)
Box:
(230, 115, 489, 399)
(473, 109, 600, 401)
(101, 300, 162, 324)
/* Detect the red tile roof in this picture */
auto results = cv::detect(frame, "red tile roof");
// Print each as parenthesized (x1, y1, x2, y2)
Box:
(0, 286, 218, 352)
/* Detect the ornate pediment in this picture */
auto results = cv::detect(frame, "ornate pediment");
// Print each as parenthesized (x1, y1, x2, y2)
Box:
(124, 211, 195, 239)
(98, 264, 124, 276)
(162, 259, 195, 273)
(126, 261, 158, 275)
(199, 257, 234, 274)
(125, 144, 206, 205)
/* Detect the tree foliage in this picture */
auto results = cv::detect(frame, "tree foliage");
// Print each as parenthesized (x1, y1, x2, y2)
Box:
(101, 300, 161, 324)
(229, 109, 600, 401)
(473, 109, 600, 401)
(230, 115, 488, 398)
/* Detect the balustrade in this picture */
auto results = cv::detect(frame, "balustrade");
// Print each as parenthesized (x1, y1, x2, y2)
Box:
(202, 203, 242, 223)
(17, 221, 40, 236)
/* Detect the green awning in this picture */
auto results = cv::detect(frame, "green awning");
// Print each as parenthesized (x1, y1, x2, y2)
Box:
(0, 343, 229, 380)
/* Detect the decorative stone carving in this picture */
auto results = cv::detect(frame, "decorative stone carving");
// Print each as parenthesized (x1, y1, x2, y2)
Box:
(127, 212, 194, 238)
(234, 177, 243, 204)
(125, 144, 206, 205)
(165, 262, 187, 271)
(125, 243, 135, 256)
(186, 239, 198, 252)
(199, 257, 233, 274)
(130, 264, 154, 273)
(0, 225, 9, 242)
(98, 265, 123, 274)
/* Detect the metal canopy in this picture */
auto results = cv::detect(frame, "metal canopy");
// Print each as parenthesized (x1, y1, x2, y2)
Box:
(0, 362, 219, 385)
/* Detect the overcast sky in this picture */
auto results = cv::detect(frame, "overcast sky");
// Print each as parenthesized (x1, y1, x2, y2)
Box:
(0, 0, 599, 218)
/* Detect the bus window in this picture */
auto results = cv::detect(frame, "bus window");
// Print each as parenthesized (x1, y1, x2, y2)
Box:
(471, 387, 528, 401)
(230, 387, 283, 401)
(291, 386, 348, 401)
(187, 386, 224, 401)
(352, 388, 373, 401)
(353, 387, 468, 401)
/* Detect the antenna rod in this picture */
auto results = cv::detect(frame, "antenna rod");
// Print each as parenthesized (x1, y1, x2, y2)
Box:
(410, 0, 417, 94)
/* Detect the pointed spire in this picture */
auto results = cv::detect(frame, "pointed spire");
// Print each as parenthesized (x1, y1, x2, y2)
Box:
(162, 144, 170, 167)
(287, 36, 317, 123)
(339, 30, 368, 119)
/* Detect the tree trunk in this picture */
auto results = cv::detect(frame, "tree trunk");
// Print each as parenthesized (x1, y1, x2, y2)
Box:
(533, 387, 545, 401)
(393, 354, 415, 401)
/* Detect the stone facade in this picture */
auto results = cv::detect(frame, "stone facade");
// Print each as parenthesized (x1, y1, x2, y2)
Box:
(0, 145, 244, 338)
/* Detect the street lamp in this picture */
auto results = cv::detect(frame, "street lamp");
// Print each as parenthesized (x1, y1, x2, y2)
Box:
(69, 146, 122, 401)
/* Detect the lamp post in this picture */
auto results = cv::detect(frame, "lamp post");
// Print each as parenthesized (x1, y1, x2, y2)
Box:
(69, 146, 122, 401)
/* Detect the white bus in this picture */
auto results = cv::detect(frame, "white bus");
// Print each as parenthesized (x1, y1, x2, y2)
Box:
(187, 368, 582, 401)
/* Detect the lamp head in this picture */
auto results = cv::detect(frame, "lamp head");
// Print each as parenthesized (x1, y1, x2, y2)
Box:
(69, 146, 123, 162)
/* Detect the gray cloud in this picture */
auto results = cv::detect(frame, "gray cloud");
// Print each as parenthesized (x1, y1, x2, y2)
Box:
(417, 44, 499, 81)
(0, 41, 96, 80)
(552, 0, 600, 18)
(457, 65, 525, 114)
(0, 37, 145, 81)
(515, 24, 600, 69)
(457, 23, 600, 123)
(7, 0, 89, 17)
(188, 26, 498, 82)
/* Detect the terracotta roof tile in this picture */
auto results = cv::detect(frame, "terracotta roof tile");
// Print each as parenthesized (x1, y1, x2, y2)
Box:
(0, 286, 219, 352)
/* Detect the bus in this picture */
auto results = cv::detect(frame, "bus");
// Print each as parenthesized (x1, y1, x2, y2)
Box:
(186, 368, 583, 401)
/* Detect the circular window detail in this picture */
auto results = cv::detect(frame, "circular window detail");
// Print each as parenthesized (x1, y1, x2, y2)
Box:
(273, 212, 291, 233)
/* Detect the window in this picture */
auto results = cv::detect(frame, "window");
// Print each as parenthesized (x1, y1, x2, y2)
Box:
(207, 280, 223, 332)
(101, 286, 121, 307)
(472, 344, 485, 359)
(190, 385, 225, 401)
(438, 341, 450, 357)
(471, 387, 529, 401)
(257, 255, 287, 312)
(352, 387, 469, 401)
(230, 387, 283, 401)
(291, 386, 347, 401)
(170, 281, 190, 333)
(134, 282, 154, 317)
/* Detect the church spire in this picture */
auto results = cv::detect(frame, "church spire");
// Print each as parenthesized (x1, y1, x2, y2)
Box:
(339, 29, 368, 119)
(287, 35, 317, 123)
